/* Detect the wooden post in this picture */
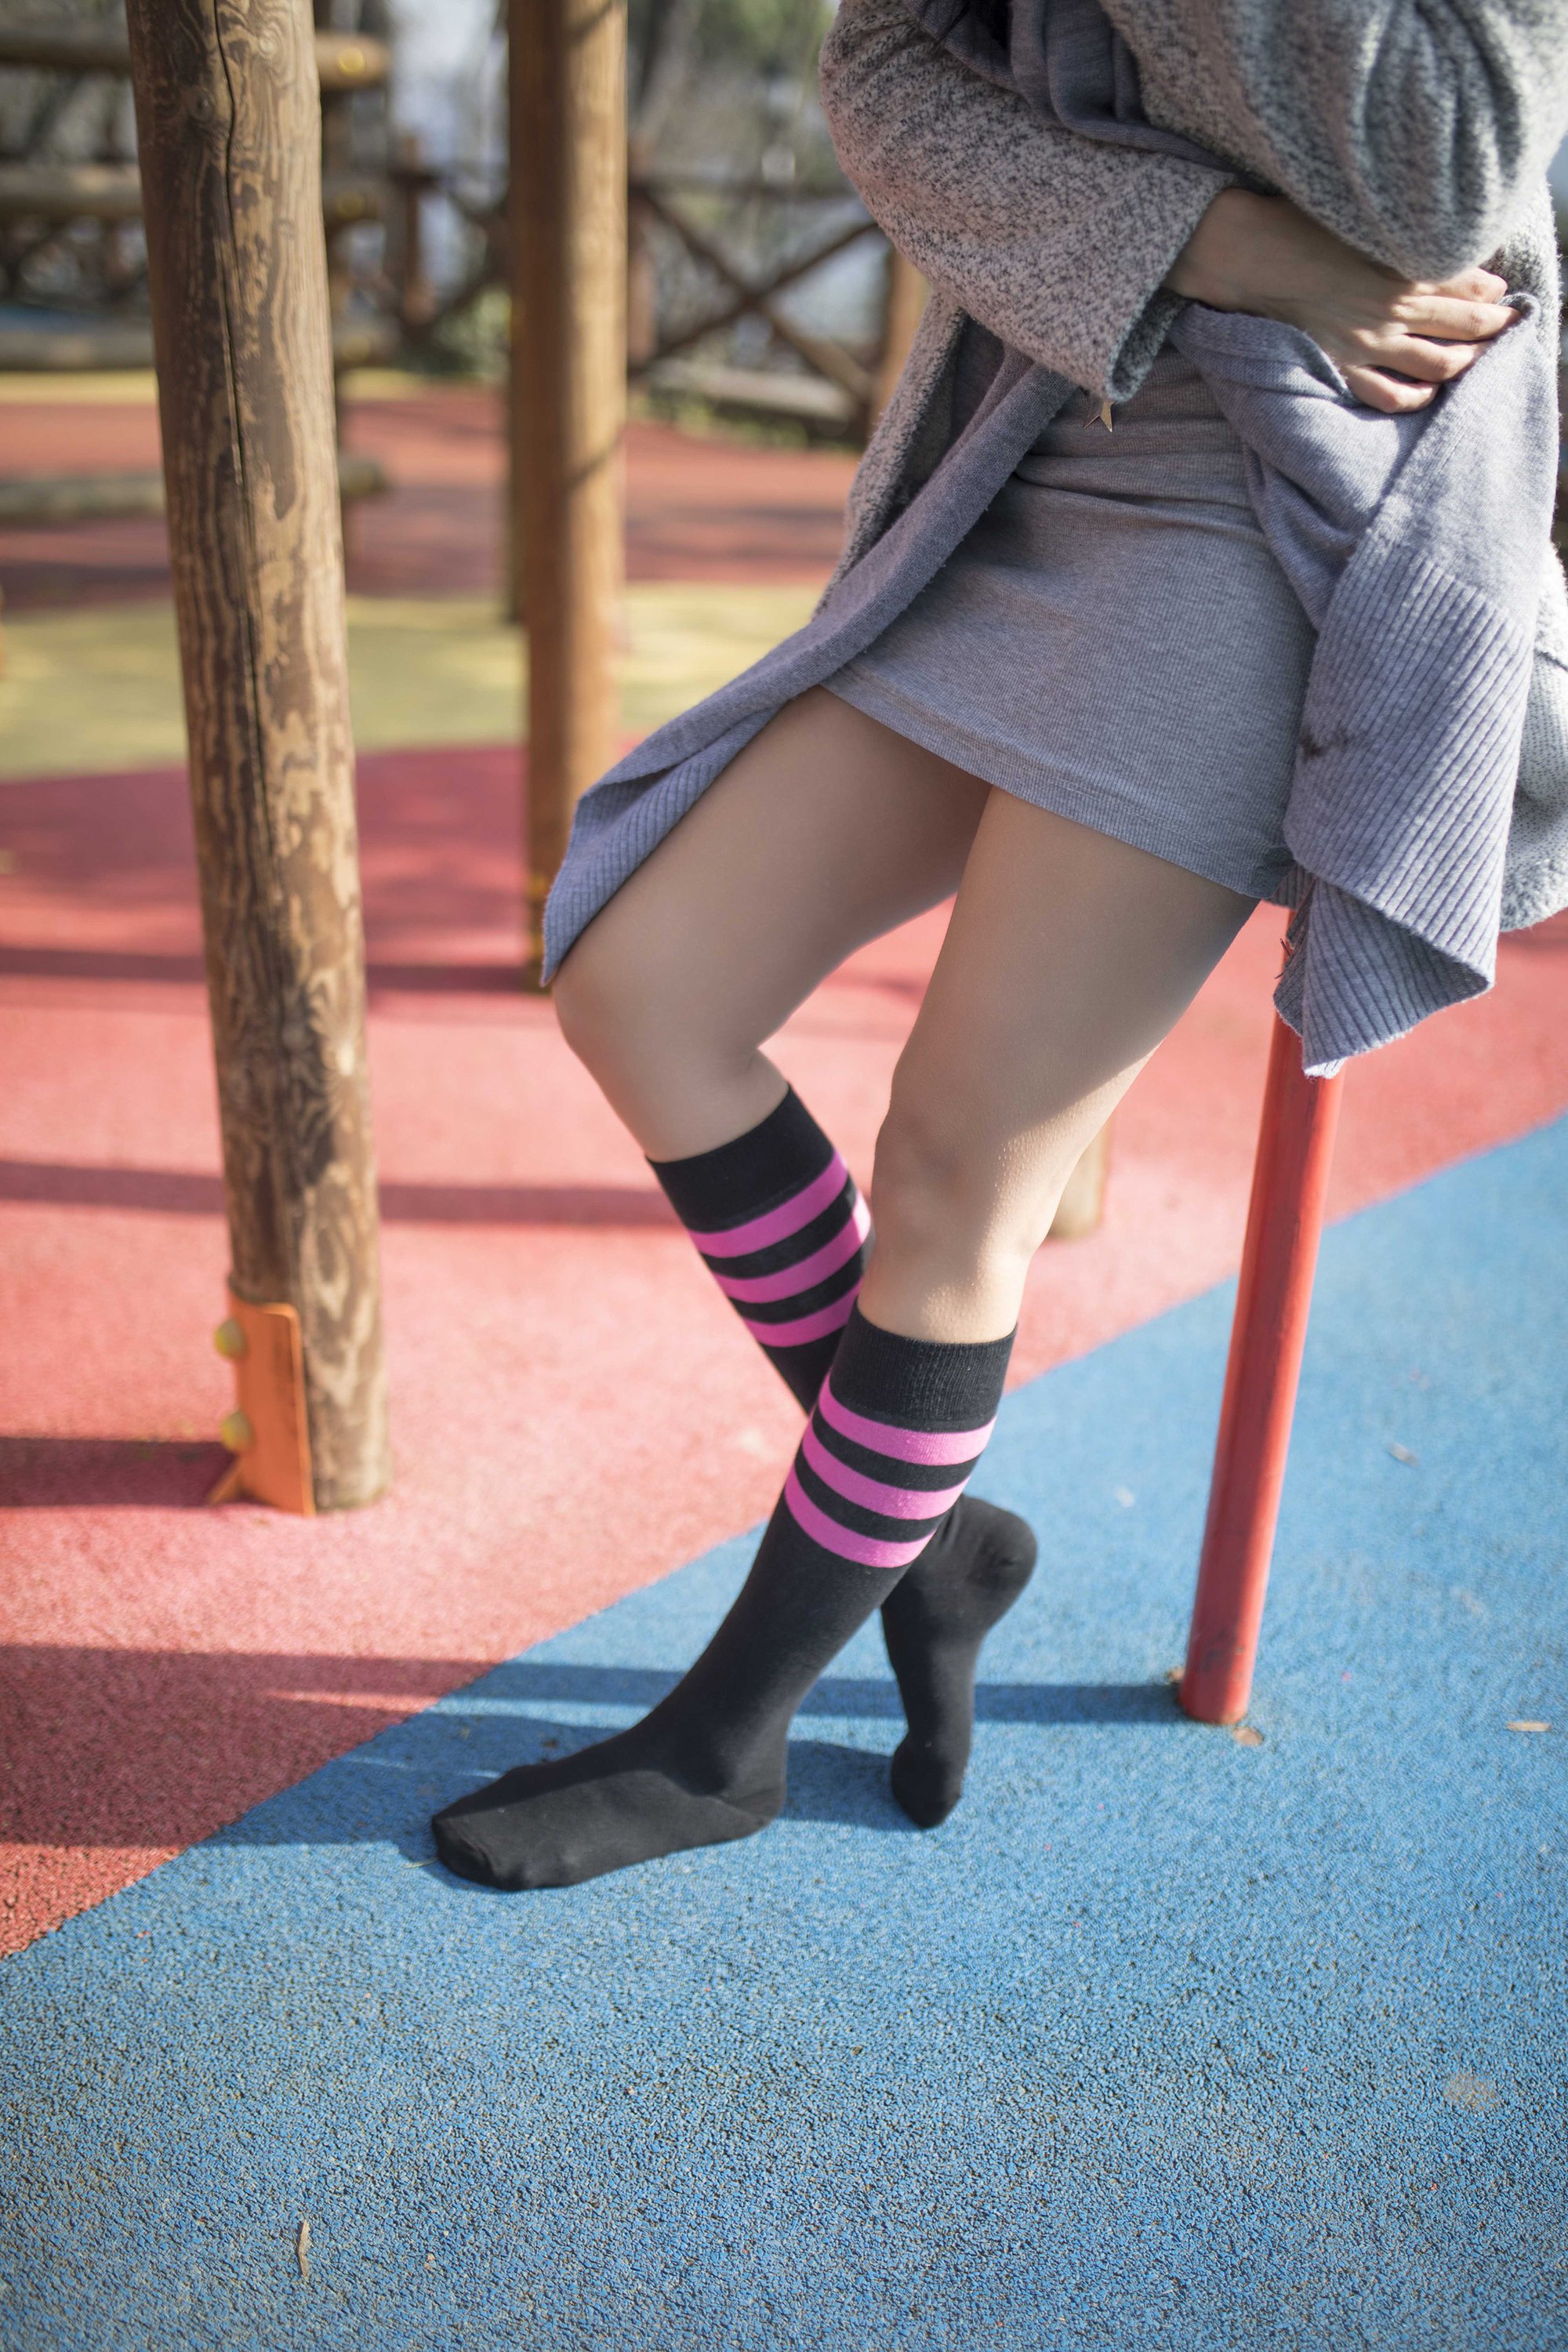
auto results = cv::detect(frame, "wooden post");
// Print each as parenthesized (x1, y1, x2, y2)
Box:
(392, 129, 437, 336)
(125, 0, 390, 1512)
(510, 0, 626, 980)
(626, 135, 659, 371)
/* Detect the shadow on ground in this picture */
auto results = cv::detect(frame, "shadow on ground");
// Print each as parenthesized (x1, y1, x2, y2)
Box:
(0, 1165, 676, 1227)
(0, 1640, 1180, 1854)
(0, 1436, 231, 1509)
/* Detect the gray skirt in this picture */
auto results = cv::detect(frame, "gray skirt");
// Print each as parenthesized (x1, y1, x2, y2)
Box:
(826, 345, 1316, 905)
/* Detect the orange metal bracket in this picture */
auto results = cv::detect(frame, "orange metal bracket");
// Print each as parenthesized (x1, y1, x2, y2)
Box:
(207, 1292, 315, 1514)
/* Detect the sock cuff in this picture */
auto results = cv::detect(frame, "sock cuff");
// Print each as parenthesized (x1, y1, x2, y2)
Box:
(826, 1306, 1014, 1434)
(648, 1087, 834, 1231)
(786, 1308, 1011, 1569)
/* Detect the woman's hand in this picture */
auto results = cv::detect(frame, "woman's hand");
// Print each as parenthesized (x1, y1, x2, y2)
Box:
(1166, 189, 1518, 415)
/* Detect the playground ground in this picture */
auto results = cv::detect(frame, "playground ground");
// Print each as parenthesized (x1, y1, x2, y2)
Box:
(1, 376, 1565, 2350)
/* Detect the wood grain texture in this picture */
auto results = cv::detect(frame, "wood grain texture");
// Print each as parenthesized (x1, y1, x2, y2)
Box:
(510, 0, 626, 977)
(125, 0, 390, 1509)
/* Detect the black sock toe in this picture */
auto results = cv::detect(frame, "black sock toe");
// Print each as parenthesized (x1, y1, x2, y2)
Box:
(430, 1806, 503, 1886)
(888, 1740, 964, 1825)
(880, 1494, 1036, 1827)
(430, 1748, 781, 1891)
(888, 1734, 966, 1831)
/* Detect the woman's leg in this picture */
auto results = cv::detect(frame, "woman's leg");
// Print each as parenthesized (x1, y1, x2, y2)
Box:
(554, 691, 1036, 1837)
(855, 793, 1254, 1819)
(434, 782, 1252, 1889)
(555, 685, 997, 1403)
(862, 791, 1254, 1344)
(552, 684, 991, 1161)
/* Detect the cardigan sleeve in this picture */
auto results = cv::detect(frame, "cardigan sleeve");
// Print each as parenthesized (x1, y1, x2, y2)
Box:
(818, 0, 1234, 400)
(1109, 0, 1568, 281)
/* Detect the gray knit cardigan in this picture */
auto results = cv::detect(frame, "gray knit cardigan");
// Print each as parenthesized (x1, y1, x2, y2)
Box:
(543, 0, 1568, 1069)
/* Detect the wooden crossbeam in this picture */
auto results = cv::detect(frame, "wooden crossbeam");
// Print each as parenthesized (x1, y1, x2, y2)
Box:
(635, 185, 878, 408)
(0, 453, 386, 525)
(0, 317, 397, 373)
(0, 161, 387, 227)
(0, 23, 389, 89)
(0, 163, 143, 223)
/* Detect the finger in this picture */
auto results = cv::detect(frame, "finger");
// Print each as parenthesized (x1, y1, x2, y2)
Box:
(1354, 332, 1483, 385)
(1439, 268, 1504, 306)
(1389, 294, 1516, 343)
(1340, 364, 1437, 415)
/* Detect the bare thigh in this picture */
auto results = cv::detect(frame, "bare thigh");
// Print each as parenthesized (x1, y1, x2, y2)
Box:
(862, 791, 1255, 1342)
(553, 687, 992, 1159)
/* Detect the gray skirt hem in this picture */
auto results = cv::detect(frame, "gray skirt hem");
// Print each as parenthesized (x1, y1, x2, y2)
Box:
(823, 663, 1294, 911)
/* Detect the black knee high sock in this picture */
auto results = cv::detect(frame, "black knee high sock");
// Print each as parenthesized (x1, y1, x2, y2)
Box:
(649, 1087, 869, 1406)
(651, 1087, 1036, 1827)
(432, 1309, 1014, 1890)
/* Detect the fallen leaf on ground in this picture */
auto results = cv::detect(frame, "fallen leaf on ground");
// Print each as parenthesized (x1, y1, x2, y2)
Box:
(1443, 2070, 1501, 2112)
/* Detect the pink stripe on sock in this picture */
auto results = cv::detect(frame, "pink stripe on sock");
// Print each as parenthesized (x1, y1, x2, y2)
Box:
(741, 1288, 858, 1350)
(800, 1421, 967, 1520)
(783, 1467, 933, 1570)
(711, 1195, 870, 1303)
(688, 1153, 851, 1258)
(817, 1378, 996, 1466)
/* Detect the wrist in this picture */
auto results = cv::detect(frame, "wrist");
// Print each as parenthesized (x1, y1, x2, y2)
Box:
(1164, 189, 1284, 314)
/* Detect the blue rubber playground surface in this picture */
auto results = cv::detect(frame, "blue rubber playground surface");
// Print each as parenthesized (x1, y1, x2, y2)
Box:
(3, 1118, 1565, 2351)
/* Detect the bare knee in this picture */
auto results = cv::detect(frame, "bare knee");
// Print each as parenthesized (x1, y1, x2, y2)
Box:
(869, 1092, 1083, 1280)
(555, 920, 714, 1119)
(870, 1101, 1012, 1274)
(553, 929, 701, 1151)
(551, 922, 635, 1083)
(553, 909, 782, 1158)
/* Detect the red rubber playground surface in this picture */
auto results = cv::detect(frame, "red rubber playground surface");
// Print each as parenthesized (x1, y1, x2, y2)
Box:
(0, 386, 858, 610)
(3, 400, 1568, 1963)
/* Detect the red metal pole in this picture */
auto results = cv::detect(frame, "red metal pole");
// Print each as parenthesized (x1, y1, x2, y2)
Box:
(1178, 1011, 1345, 1725)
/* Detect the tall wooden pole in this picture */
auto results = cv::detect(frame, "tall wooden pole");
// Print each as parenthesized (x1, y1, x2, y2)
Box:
(510, 0, 626, 981)
(125, 0, 390, 1512)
